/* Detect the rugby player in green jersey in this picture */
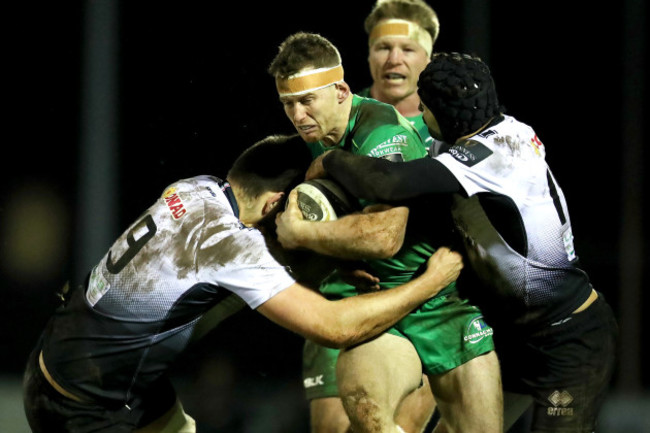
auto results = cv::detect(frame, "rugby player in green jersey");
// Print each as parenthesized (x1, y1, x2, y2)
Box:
(340, 2, 442, 431)
(268, 32, 502, 433)
(358, 0, 439, 154)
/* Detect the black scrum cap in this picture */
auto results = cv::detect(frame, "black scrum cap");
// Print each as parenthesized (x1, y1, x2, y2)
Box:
(418, 52, 503, 142)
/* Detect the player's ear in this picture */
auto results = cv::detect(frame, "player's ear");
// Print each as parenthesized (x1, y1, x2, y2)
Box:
(335, 81, 350, 103)
(262, 191, 285, 216)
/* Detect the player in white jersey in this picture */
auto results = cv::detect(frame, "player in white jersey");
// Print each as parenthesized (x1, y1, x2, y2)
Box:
(22, 134, 465, 433)
(304, 53, 619, 433)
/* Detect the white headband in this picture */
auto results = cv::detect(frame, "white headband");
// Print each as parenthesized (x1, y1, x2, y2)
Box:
(369, 19, 433, 57)
(276, 64, 344, 97)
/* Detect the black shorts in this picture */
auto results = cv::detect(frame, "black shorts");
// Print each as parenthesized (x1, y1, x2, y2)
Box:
(22, 342, 176, 433)
(494, 292, 618, 433)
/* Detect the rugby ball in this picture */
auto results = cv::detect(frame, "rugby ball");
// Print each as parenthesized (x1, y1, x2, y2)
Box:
(293, 179, 358, 221)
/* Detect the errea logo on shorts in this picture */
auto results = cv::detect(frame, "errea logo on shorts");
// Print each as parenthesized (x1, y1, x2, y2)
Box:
(547, 390, 574, 417)
(303, 375, 324, 389)
(463, 316, 493, 344)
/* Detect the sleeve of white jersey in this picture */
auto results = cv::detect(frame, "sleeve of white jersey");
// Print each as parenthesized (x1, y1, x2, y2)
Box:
(196, 222, 296, 310)
(435, 152, 491, 197)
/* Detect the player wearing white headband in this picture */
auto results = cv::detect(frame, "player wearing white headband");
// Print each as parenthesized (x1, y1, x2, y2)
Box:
(269, 32, 502, 433)
(283, 3, 440, 432)
(360, 0, 440, 153)
(358, 5, 441, 429)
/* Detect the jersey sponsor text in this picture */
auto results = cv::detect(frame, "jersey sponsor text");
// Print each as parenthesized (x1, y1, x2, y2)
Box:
(464, 316, 493, 344)
(163, 188, 187, 219)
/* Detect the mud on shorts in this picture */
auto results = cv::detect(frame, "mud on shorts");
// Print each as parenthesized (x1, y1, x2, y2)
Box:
(23, 340, 195, 432)
(496, 292, 618, 433)
(302, 291, 495, 400)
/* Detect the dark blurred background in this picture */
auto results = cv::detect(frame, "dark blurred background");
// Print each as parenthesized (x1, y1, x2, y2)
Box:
(2, 1, 648, 431)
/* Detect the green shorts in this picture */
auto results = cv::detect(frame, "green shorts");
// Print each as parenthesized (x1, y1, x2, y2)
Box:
(302, 292, 494, 400)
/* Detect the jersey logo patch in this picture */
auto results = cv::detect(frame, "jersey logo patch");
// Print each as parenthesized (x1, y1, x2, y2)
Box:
(448, 140, 493, 167)
(87, 266, 110, 306)
(163, 187, 187, 220)
(562, 227, 576, 261)
(463, 315, 493, 344)
(368, 134, 411, 160)
(531, 134, 544, 156)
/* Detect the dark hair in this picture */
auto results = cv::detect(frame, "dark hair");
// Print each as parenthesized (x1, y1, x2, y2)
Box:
(227, 134, 311, 200)
(267, 32, 342, 78)
(418, 52, 504, 142)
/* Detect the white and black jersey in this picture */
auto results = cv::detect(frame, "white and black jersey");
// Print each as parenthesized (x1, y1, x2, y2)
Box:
(435, 115, 592, 329)
(41, 175, 295, 405)
(322, 115, 594, 331)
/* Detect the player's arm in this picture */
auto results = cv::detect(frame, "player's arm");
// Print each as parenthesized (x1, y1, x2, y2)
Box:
(307, 150, 463, 202)
(256, 246, 463, 348)
(275, 190, 408, 259)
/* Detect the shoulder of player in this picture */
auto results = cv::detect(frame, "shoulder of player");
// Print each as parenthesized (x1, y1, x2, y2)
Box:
(350, 96, 423, 149)
(472, 114, 542, 157)
(155, 175, 242, 227)
(437, 118, 504, 167)
(352, 94, 403, 129)
(440, 115, 541, 167)
(160, 175, 222, 197)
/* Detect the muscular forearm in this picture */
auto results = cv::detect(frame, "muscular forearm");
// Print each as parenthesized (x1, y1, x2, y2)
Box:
(322, 150, 462, 201)
(284, 206, 408, 259)
(258, 247, 462, 349)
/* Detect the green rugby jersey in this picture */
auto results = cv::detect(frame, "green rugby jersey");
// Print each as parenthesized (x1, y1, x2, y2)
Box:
(307, 94, 455, 297)
(357, 87, 434, 151)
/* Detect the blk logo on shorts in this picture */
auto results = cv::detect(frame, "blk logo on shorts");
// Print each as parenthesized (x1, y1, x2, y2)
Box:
(303, 375, 324, 389)
(547, 390, 574, 417)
